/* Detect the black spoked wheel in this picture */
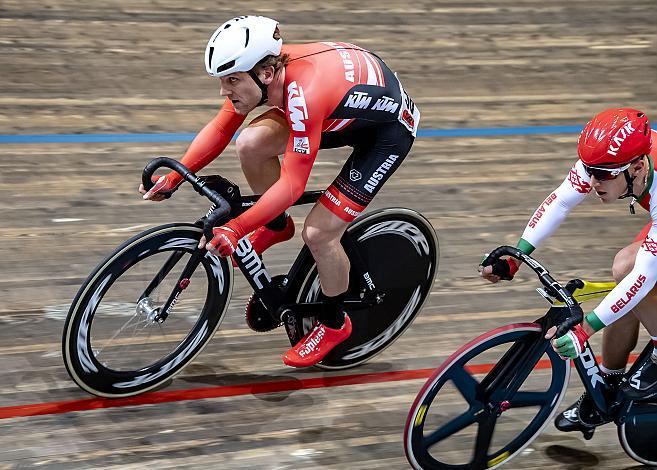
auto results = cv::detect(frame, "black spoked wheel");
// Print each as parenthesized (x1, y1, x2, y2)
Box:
(62, 224, 232, 397)
(404, 324, 570, 469)
(293, 208, 439, 369)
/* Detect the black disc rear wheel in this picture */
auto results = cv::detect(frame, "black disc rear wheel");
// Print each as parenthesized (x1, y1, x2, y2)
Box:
(292, 208, 438, 369)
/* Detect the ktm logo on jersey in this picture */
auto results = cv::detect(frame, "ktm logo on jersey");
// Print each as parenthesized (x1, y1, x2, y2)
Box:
(345, 91, 372, 109)
(371, 96, 399, 113)
(287, 81, 309, 132)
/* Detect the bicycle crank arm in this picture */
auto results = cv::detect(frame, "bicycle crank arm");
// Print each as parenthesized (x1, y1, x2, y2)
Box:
(279, 295, 385, 319)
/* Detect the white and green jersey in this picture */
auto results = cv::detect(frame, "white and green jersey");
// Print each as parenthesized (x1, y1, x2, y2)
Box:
(516, 136, 657, 329)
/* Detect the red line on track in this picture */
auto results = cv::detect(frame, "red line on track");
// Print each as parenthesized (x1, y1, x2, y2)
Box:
(0, 353, 638, 420)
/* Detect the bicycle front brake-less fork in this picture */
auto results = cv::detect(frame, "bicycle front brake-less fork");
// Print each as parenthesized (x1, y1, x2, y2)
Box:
(139, 247, 206, 323)
(477, 332, 550, 403)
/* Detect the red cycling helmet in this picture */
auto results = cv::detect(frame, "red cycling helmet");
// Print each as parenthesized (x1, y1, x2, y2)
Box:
(577, 108, 652, 167)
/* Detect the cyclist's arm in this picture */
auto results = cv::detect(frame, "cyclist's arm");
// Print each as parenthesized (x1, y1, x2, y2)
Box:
(229, 83, 323, 235)
(229, 134, 320, 235)
(585, 226, 657, 332)
(516, 160, 592, 254)
(166, 98, 246, 187)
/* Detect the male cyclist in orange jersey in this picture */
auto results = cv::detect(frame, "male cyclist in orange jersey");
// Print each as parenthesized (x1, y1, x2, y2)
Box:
(138, 16, 420, 368)
(479, 108, 657, 433)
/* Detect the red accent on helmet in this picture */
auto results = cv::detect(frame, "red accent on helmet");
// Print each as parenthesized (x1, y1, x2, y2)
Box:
(577, 108, 652, 166)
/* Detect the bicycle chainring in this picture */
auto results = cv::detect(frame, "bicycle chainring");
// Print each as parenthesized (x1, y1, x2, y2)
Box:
(244, 275, 286, 332)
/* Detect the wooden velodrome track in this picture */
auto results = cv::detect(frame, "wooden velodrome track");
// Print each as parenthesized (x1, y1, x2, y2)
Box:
(2, 0, 657, 468)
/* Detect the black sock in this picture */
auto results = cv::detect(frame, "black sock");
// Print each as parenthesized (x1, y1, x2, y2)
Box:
(265, 212, 288, 231)
(318, 293, 346, 329)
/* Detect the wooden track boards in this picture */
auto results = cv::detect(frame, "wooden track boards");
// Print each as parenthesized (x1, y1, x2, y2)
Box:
(1, 1, 656, 468)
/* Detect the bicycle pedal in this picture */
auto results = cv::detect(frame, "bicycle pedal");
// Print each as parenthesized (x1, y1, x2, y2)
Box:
(244, 275, 287, 332)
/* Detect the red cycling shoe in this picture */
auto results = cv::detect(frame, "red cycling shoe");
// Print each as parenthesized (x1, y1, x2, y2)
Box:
(231, 215, 295, 267)
(282, 314, 352, 368)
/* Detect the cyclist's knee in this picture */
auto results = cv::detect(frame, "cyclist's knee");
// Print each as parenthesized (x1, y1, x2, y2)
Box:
(236, 114, 287, 165)
(302, 224, 339, 254)
(235, 127, 267, 163)
(302, 224, 324, 252)
(612, 244, 640, 282)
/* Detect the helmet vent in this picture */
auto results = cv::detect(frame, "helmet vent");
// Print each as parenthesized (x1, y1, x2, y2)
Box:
(644, 122, 649, 135)
(244, 29, 250, 47)
(216, 60, 236, 74)
(208, 47, 214, 67)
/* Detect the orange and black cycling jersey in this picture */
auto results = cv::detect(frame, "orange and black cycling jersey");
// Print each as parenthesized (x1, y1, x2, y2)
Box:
(170, 42, 419, 234)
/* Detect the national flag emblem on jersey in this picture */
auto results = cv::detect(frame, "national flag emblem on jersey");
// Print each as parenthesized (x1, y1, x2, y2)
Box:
(568, 167, 592, 194)
(293, 136, 310, 154)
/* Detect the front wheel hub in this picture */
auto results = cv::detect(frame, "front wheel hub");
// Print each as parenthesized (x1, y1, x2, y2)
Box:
(136, 297, 161, 323)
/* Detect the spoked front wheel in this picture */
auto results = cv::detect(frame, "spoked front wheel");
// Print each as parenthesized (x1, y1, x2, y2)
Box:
(404, 323, 570, 469)
(62, 223, 232, 397)
(291, 207, 439, 369)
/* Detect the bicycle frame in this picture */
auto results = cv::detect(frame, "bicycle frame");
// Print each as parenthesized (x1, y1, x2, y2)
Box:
(230, 200, 385, 322)
(481, 246, 656, 425)
(140, 158, 385, 325)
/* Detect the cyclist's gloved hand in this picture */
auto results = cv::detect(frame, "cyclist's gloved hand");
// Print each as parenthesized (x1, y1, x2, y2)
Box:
(551, 324, 590, 359)
(479, 256, 519, 283)
(141, 173, 180, 201)
(206, 220, 244, 257)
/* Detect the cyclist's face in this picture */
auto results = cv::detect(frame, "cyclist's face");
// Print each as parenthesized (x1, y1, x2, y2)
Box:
(590, 173, 626, 203)
(219, 73, 261, 114)
(589, 157, 646, 203)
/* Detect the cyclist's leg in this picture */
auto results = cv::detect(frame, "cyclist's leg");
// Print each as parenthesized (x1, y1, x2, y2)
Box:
(556, 232, 646, 431)
(616, 235, 657, 397)
(282, 203, 352, 367)
(235, 108, 288, 193)
(607, 223, 656, 367)
(603, 240, 643, 370)
(282, 122, 414, 367)
(302, 204, 350, 297)
(313, 121, 414, 296)
(236, 108, 294, 254)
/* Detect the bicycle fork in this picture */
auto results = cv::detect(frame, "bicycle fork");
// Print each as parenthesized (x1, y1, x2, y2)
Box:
(477, 334, 550, 405)
(138, 247, 206, 323)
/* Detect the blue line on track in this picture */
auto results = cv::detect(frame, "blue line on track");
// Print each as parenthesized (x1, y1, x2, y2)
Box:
(0, 125, 582, 144)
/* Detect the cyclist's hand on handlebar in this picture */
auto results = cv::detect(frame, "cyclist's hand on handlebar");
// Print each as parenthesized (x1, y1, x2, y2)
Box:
(545, 324, 590, 360)
(140, 174, 177, 201)
(206, 220, 244, 257)
(478, 256, 519, 283)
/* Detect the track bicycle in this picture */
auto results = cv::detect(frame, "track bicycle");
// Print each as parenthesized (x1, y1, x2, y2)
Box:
(62, 157, 439, 398)
(404, 245, 657, 468)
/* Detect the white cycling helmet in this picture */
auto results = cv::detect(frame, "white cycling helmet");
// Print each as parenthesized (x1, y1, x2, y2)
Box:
(205, 16, 282, 78)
